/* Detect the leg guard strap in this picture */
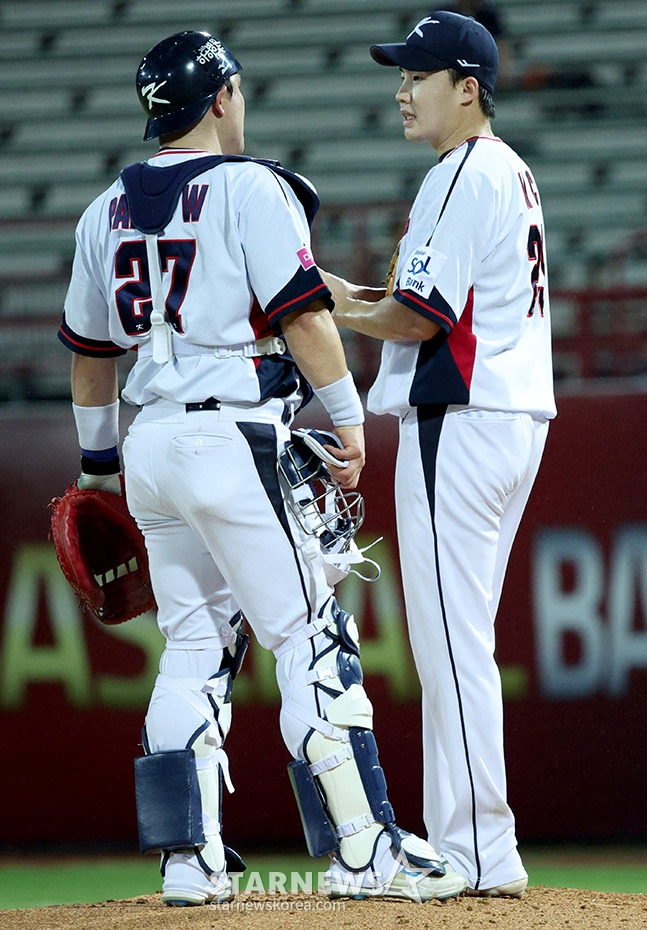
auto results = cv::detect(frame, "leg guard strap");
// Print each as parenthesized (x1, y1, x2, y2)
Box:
(154, 674, 225, 731)
(281, 665, 337, 701)
(285, 680, 374, 746)
(273, 612, 335, 659)
(308, 744, 355, 776)
(155, 673, 234, 792)
(283, 698, 351, 742)
(335, 812, 375, 838)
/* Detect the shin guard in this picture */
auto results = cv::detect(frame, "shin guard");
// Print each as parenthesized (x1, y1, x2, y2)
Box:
(288, 758, 339, 859)
(136, 612, 248, 880)
(135, 748, 205, 852)
(282, 596, 392, 870)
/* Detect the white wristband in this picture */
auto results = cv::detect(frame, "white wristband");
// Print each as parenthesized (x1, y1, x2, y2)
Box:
(313, 372, 364, 427)
(72, 400, 120, 451)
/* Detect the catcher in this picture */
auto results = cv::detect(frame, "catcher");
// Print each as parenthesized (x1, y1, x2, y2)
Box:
(53, 30, 468, 907)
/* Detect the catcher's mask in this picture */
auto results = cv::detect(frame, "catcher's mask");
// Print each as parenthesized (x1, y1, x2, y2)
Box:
(278, 429, 364, 556)
(136, 30, 242, 141)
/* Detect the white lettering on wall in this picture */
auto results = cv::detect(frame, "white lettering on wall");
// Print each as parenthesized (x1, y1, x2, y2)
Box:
(533, 526, 647, 698)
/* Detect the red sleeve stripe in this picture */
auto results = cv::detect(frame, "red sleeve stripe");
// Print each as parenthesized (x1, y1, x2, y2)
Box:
(395, 288, 455, 330)
(58, 325, 126, 357)
(267, 282, 329, 321)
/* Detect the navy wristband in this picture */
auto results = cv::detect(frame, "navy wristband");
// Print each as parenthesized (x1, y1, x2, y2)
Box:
(81, 446, 119, 462)
(80, 448, 121, 476)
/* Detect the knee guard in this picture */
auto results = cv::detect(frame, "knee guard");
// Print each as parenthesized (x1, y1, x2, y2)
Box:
(282, 596, 397, 871)
(135, 612, 248, 878)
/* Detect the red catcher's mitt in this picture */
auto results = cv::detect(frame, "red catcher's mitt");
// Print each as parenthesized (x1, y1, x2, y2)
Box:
(49, 480, 156, 624)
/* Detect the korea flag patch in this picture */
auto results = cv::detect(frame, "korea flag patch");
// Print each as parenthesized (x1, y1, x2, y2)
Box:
(401, 245, 447, 300)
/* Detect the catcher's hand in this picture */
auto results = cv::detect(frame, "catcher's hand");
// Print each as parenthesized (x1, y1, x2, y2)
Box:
(77, 471, 122, 494)
(49, 479, 156, 624)
(384, 238, 402, 296)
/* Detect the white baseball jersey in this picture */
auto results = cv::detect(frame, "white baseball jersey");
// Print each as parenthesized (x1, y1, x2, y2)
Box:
(374, 137, 556, 890)
(60, 148, 330, 407)
(368, 136, 556, 421)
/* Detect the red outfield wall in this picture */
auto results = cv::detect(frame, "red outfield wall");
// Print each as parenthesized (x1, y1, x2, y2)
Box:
(1, 391, 646, 849)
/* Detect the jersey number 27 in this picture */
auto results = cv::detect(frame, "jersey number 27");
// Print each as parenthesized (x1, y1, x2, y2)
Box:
(114, 238, 196, 335)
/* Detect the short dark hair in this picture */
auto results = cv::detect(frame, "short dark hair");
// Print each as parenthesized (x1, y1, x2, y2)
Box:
(447, 67, 495, 118)
(158, 76, 235, 145)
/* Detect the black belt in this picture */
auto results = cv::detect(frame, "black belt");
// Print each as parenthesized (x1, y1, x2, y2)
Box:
(185, 397, 222, 412)
(185, 397, 292, 424)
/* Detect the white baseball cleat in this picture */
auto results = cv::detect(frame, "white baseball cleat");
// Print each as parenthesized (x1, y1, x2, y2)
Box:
(325, 835, 467, 903)
(326, 862, 467, 901)
(467, 876, 528, 898)
(161, 851, 233, 906)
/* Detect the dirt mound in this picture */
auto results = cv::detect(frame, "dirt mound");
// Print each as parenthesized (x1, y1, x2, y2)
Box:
(2, 886, 647, 930)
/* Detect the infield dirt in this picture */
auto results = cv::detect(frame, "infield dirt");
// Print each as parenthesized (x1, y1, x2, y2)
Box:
(2, 886, 647, 930)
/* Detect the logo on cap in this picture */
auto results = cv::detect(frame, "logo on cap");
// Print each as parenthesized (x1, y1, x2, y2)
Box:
(196, 36, 230, 66)
(141, 81, 170, 109)
(408, 17, 439, 39)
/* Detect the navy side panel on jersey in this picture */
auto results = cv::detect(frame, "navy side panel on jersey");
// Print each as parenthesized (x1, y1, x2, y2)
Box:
(253, 355, 311, 407)
(409, 288, 476, 406)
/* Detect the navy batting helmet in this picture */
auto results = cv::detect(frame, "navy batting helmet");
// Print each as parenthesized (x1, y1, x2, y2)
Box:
(136, 31, 242, 141)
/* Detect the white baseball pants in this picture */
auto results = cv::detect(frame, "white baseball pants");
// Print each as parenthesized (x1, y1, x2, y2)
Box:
(395, 405, 548, 891)
(122, 398, 334, 758)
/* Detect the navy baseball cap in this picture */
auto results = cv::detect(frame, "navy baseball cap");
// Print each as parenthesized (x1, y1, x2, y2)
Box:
(370, 11, 499, 94)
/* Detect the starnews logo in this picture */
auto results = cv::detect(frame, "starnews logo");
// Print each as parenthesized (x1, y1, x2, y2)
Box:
(217, 848, 441, 906)
(215, 870, 347, 911)
(226, 871, 332, 896)
(218, 897, 346, 913)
